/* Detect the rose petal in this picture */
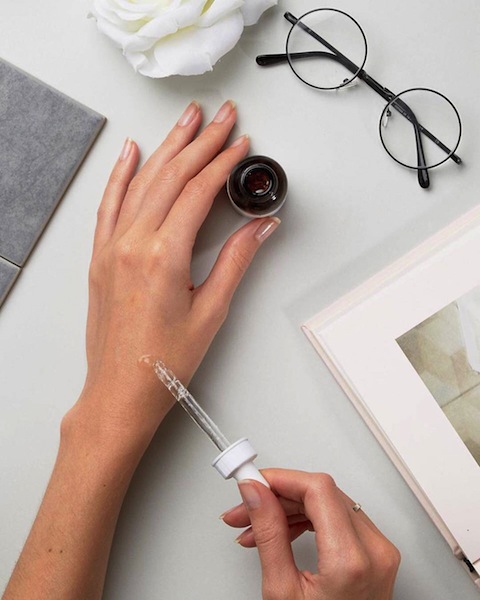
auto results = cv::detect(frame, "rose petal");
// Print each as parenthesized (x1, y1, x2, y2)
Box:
(91, 0, 153, 31)
(123, 17, 178, 52)
(124, 48, 149, 72)
(114, 0, 165, 13)
(130, 10, 244, 77)
(95, 16, 136, 48)
(91, 1, 128, 27)
(197, 0, 244, 27)
(169, 0, 208, 28)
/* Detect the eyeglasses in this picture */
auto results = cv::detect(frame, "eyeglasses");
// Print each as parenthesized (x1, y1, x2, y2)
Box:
(256, 9, 463, 189)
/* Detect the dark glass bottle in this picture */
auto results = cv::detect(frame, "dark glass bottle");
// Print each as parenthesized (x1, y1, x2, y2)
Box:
(226, 155, 287, 218)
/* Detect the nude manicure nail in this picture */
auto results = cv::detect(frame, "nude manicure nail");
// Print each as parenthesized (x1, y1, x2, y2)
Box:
(219, 503, 242, 521)
(230, 134, 249, 148)
(238, 480, 262, 510)
(213, 100, 236, 123)
(178, 101, 200, 127)
(254, 217, 281, 242)
(120, 137, 133, 160)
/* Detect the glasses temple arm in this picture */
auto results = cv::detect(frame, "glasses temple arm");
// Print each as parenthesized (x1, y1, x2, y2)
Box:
(410, 113, 430, 188)
(256, 51, 356, 69)
(256, 53, 289, 66)
(414, 130, 431, 188)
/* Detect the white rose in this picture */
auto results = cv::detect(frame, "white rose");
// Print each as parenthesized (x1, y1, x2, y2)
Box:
(89, 0, 277, 78)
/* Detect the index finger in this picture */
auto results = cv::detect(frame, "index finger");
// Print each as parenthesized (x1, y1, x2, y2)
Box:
(133, 100, 239, 233)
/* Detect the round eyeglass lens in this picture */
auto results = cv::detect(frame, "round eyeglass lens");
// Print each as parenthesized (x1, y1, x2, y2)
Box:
(286, 8, 367, 90)
(379, 88, 462, 170)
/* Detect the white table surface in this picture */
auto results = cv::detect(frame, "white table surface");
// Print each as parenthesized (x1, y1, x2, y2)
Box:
(1, 1, 480, 598)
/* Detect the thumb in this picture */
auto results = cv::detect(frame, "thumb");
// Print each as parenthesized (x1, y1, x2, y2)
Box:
(198, 217, 280, 310)
(238, 480, 299, 597)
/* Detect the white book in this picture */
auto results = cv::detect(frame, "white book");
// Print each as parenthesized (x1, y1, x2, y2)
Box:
(303, 205, 480, 590)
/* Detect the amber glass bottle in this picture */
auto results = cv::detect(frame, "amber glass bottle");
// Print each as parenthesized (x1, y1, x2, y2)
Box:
(226, 155, 287, 218)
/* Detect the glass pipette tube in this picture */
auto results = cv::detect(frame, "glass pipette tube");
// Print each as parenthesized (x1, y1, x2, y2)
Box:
(152, 359, 231, 452)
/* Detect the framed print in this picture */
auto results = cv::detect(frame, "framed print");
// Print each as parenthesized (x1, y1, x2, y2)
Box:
(303, 206, 480, 589)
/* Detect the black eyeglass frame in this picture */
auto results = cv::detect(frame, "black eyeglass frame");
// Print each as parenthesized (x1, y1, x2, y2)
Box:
(256, 9, 463, 189)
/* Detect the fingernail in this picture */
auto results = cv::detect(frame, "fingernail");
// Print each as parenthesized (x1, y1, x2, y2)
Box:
(238, 480, 262, 510)
(219, 503, 242, 521)
(178, 101, 200, 127)
(120, 137, 133, 161)
(234, 531, 249, 544)
(213, 100, 236, 123)
(230, 134, 249, 148)
(234, 529, 254, 545)
(254, 217, 281, 242)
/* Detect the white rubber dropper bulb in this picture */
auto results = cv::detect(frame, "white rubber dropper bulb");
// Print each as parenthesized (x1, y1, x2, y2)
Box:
(212, 438, 270, 487)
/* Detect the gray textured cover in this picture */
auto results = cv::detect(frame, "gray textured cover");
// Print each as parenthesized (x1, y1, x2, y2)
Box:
(0, 256, 19, 306)
(0, 58, 105, 307)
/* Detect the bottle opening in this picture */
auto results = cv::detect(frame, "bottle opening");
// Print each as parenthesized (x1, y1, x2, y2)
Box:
(242, 165, 276, 197)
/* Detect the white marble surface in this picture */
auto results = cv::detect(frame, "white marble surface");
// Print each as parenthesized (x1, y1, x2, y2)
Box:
(1, 1, 479, 598)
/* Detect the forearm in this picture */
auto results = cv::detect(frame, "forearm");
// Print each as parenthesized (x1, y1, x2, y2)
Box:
(2, 398, 157, 600)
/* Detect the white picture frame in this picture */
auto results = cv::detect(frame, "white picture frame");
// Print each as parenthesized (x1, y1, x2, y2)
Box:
(303, 206, 480, 590)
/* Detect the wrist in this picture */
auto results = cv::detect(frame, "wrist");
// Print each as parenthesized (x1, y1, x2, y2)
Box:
(56, 413, 137, 504)
(62, 384, 175, 468)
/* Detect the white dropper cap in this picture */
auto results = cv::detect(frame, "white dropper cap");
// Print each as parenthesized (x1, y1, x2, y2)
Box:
(212, 438, 270, 488)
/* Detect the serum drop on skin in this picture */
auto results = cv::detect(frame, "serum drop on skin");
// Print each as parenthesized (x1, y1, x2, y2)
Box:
(227, 155, 287, 218)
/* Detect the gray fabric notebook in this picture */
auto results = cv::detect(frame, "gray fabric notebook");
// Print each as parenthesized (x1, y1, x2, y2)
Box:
(0, 58, 105, 307)
(0, 256, 19, 307)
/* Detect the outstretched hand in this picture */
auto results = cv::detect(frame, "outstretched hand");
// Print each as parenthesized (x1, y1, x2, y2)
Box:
(67, 100, 280, 452)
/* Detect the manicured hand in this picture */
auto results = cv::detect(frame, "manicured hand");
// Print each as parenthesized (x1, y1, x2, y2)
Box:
(67, 100, 280, 451)
(222, 469, 400, 600)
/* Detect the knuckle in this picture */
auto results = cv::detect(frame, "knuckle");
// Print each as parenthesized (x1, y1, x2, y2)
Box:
(88, 266, 101, 292)
(96, 204, 108, 222)
(146, 236, 183, 277)
(107, 167, 127, 188)
(215, 303, 229, 326)
(343, 552, 372, 586)
(127, 172, 149, 195)
(150, 235, 177, 260)
(315, 472, 337, 489)
(198, 300, 228, 330)
(229, 244, 252, 275)
(113, 237, 136, 265)
(380, 544, 401, 573)
(183, 176, 209, 198)
(158, 162, 183, 185)
(88, 261, 101, 287)
(308, 473, 336, 497)
(254, 526, 283, 553)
